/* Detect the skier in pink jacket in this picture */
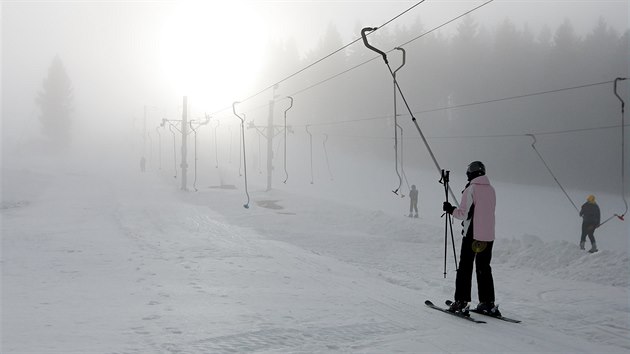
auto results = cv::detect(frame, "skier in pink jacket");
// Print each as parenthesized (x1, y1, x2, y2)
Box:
(442, 161, 501, 317)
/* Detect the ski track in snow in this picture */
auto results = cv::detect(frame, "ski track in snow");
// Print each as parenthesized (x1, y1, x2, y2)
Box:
(2, 164, 629, 353)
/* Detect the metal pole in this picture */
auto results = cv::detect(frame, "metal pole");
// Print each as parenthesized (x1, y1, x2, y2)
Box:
(267, 99, 275, 191)
(180, 96, 188, 191)
(233, 102, 250, 209)
(283, 96, 294, 184)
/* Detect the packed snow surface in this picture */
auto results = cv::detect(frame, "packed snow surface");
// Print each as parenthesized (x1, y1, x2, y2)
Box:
(2, 154, 629, 353)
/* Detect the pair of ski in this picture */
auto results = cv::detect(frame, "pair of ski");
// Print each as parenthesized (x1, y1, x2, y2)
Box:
(425, 300, 521, 323)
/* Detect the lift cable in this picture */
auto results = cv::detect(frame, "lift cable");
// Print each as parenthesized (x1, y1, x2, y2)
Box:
(287, 79, 616, 129)
(283, 96, 294, 184)
(392, 47, 406, 196)
(527, 134, 579, 212)
(216, 0, 495, 124)
(208, 1, 428, 116)
(604, 77, 627, 224)
(285, 0, 495, 100)
(361, 26, 459, 205)
(233, 102, 250, 209)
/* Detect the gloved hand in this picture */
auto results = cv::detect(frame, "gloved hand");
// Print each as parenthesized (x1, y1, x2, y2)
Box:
(443, 201, 456, 214)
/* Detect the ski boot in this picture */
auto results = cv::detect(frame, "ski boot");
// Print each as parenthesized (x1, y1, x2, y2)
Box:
(476, 302, 501, 317)
(408, 213, 413, 218)
(414, 213, 419, 218)
(588, 242, 598, 253)
(448, 300, 470, 316)
(579, 242, 585, 250)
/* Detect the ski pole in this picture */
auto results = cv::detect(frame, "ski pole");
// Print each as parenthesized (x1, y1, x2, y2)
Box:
(233, 102, 250, 209)
(440, 169, 458, 278)
(283, 96, 294, 184)
(361, 27, 458, 205)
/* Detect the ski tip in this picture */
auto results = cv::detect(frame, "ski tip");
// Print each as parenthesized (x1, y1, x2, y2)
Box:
(424, 300, 434, 306)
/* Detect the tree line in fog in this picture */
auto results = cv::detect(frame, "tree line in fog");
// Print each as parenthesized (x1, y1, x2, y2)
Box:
(246, 15, 628, 193)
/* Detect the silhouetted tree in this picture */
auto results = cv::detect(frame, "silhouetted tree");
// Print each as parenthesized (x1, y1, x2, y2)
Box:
(36, 55, 74, 146)
(582, 17, 619, 80)
(449, 15, 489, 106)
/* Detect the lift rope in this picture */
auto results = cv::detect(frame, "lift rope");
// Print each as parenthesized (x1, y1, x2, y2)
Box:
(398, 126, 411, 192)
(212, 120, 220, 168)
(527, 134, 579, 212)
(239, 114, 246, 177)
(606, 77, 628, 223)
(155, 126, 162, 170)
(189, 121, 199, 192)
(233, 102, 250, 209)
(323, 133, 334, 181)
(283, 96, 294, 184)
(306, 124, 314, 184)
(147, 132, 153, 168)
(166, 122, 178, 179)
(361, 27, 459, 205)
(189, 114, 210, 192)
(527, 78, 627, 225)
(257, 131, 263, 174)
(392, 47, 406, 197)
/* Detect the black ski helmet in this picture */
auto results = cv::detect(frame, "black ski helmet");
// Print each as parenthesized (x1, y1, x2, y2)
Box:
(466, 161, 486, 180)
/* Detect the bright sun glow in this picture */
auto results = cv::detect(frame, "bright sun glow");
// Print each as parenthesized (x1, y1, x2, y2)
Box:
(159, 1, 267, 113)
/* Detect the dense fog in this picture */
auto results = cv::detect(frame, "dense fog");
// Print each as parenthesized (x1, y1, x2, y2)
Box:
(3, 3, 630, 352)
(2, 0, 629, 200)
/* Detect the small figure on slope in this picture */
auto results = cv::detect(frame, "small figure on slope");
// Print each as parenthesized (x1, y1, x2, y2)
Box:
(408, 184, 419, 218)
(442, 161, 501, 317)
(579, 194, 600, 253)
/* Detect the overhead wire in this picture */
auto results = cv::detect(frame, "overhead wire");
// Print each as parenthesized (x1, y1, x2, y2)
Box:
(287, 0, 495, 99)
(218, 0, 496, 125)
(317, 124, 628, 141)
(287, 79, 618, 129)
(209, 0, 428, 116)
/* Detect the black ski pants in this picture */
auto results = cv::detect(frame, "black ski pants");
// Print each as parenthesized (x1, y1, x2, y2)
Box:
(454, 236, 495, 304)
(580, 223, 596, 246)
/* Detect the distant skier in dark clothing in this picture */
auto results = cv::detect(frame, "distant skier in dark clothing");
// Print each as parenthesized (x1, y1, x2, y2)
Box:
(442, 161, 501, 317)
(579, 194, 600, 253)
(408, 184, 419, 218)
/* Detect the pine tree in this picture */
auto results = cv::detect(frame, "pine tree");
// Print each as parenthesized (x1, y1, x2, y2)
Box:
(36, 55, 74, 146)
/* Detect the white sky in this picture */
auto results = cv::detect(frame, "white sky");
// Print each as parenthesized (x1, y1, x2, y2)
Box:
(2, 0, 628, 148)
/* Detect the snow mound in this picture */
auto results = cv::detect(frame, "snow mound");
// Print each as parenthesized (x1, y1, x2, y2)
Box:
(496, 234, 628, 287)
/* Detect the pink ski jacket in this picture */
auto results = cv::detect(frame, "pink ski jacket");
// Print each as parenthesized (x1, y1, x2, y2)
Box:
(451, 175, 496, 242)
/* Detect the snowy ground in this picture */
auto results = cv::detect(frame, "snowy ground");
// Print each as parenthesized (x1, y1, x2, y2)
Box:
(2, 151, 629, 353)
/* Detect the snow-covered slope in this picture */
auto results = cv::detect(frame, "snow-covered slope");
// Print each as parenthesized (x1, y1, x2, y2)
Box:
(2, 156, 629, 353)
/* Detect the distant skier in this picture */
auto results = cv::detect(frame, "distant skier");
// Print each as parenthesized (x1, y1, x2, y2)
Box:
(579, 194, 600, 253)
(442, 161, 501, 317)
(408, 184, 419, 218)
